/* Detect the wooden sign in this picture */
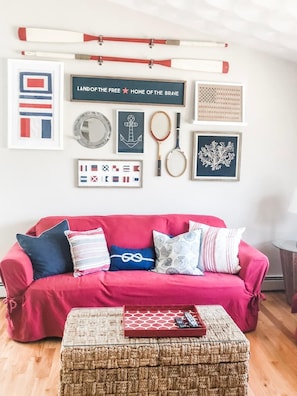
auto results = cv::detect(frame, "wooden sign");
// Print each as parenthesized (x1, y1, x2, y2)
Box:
(71, 75, 186, 106)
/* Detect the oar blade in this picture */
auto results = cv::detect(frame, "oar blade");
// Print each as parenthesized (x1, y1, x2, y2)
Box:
(170, 59, 229, 73)
(18, 27, 96, 43)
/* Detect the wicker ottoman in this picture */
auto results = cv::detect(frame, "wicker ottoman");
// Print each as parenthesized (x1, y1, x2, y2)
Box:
(59, 306, 249, 396)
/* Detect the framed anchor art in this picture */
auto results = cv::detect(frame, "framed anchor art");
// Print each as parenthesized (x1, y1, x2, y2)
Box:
(116, 110, 144, 154)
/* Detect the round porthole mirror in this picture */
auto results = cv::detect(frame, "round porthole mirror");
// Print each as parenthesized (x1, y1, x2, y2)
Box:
(73, 111, 111, 148)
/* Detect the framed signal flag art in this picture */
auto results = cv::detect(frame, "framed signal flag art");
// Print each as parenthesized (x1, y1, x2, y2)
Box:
(7, 59, 64, 150)
(77, 159, 143, 188)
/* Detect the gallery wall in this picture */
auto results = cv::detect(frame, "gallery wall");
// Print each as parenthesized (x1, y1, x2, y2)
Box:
(1, 0, 297, 285)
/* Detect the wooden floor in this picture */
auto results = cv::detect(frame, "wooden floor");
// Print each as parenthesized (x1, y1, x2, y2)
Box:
(0, 292, 296, 396)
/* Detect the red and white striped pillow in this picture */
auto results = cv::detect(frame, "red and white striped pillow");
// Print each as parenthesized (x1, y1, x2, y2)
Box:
(64, 228, 110, 277)
(189, 221, 245, 274)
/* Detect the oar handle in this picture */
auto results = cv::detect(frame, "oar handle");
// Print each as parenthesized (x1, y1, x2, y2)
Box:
(176, 113, 181, 149)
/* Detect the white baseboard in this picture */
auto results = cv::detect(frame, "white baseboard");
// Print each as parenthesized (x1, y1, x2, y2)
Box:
(262, 276, 284, 291)
(0, 284, 6, 298)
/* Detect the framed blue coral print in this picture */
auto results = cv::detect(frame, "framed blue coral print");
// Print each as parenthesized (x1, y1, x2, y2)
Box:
(192, 131, 242, 181)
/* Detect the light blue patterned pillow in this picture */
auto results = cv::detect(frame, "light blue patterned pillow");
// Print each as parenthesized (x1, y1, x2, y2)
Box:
(152, 229, 203, 275)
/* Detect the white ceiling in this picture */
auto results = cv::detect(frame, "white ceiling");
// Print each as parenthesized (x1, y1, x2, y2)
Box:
(108, 0, 297, 63)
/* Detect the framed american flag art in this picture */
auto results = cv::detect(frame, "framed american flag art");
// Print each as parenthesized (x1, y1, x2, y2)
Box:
(7, 59, 64, 149)
(193, 81, 246, 126)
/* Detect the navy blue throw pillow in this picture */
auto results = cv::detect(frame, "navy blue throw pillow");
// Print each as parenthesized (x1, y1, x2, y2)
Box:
(16, 220, 73, 280)
(109, 245, 155, 271)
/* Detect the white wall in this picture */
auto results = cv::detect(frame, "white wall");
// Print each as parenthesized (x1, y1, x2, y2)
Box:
(1, 0, 297, 281)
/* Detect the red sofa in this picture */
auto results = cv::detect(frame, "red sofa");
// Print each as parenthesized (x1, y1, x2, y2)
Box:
(0, 214, 269, 342)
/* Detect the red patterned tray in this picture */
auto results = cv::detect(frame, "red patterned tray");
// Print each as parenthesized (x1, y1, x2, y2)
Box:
(123, 305, 207, 337)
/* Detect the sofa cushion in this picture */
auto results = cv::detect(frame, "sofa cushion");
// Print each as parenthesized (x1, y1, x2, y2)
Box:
(16, 220, 72, 280)
(33, 214, 227, 249)
(109, 245, 155, 271)
(152, 229, 203, 275)
(189, 221, 245, 274)
(35, 215, 170, 248)
(64, 228, 110, 277)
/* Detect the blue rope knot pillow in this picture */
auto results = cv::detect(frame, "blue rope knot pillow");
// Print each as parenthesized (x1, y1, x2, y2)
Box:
(109, 245, 155, 271)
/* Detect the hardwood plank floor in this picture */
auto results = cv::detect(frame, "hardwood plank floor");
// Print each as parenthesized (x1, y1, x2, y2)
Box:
(0, 292, 296, 396)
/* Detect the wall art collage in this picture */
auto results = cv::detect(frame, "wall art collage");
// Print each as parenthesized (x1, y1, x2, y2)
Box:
(8, 26, 246, 186)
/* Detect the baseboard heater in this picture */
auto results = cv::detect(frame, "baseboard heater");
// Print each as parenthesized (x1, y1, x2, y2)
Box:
(262, 275, 284, 291)
(0, 281, 6, 298)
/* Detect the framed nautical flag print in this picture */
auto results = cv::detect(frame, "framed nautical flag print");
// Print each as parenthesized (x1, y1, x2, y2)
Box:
(77, 159, 143, 188)
(7, 59, 64, 149)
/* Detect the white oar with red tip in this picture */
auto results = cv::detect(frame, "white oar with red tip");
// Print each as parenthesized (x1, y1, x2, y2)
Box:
(18, 27, 228, 48)
(21, 50, 229, 74)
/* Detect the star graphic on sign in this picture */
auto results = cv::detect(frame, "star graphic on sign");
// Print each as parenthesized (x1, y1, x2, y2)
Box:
(122, 87, 129, 94)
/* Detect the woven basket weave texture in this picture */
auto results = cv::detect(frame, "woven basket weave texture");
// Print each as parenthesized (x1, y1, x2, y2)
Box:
(60, 305, 249, 396)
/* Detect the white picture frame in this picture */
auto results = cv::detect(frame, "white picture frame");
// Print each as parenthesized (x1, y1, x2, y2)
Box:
(193, 81, 246, 126)
(78, 159, 143, 188)
(7, 59, 64, 150)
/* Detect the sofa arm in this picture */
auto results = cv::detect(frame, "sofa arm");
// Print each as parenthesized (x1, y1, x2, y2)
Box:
(238, 241, 269, 296)
(0, 242, 34, 298)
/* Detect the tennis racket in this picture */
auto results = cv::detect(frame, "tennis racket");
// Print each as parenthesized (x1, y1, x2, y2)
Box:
(166, 113, 187, 177)
(150, 111, 171, 176)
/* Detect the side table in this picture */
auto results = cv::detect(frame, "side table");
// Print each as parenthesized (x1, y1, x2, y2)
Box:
(273, 240, 297, 305)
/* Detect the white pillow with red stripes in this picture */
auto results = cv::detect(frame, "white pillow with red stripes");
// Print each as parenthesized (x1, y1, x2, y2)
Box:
(64, 228, 110, 277)
(189, 221, 245, 274)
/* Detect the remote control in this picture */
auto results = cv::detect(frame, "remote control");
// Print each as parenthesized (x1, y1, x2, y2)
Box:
(184, 311, 199, 327)
(175, 316, 188, 328)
